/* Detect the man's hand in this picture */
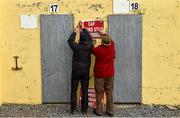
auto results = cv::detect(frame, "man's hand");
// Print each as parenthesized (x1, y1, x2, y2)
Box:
(74, 27, 79, 33)
(97, 30, 105, 36)
(79, 21, 84, 29)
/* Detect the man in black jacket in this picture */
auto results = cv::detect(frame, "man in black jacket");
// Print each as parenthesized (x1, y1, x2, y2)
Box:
(68, 22, 93, 114)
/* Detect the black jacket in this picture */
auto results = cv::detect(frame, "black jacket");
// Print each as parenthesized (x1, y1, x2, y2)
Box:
(68, 29, 93, 71)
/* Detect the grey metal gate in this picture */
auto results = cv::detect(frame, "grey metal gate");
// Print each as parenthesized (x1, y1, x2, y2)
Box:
(108, 14, 142, 103)
(40, 14, 73, 103)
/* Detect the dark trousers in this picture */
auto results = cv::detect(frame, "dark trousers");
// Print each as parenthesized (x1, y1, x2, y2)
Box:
(94, 77, 114, 115)
(71, 70, 89, 112)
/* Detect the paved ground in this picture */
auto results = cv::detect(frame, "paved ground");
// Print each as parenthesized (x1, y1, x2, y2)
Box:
(0, 104, 179, 117)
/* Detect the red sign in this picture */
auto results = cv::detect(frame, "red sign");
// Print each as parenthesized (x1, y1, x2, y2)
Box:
(83, 20, 104, 38)
(79, 88, 96, 108)
(79, 88, 105, 108)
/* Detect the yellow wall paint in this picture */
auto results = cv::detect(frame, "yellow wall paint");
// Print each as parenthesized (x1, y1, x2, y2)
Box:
(0, 0, 43, 104)
(0, 0, 179, 105)
(139, 0, 180, 105)
(0, 21, 1, 104)
(0, 47, 1, 104)
(0, 1, 3, 104)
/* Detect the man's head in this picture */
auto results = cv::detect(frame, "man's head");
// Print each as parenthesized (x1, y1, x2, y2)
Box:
(80, 32, 88, 42)
(100, 34, 111, 44)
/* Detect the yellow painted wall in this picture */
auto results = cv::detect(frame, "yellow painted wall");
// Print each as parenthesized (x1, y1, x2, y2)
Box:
(0, 11, 2, 104)
(0, 60, 1, 104)
(0, 48, 1, 104)
(139, 0, 180, 105)
(0, 2, 3, 104)
(0, 0, 179, 105)
(0, 0, 42, 104)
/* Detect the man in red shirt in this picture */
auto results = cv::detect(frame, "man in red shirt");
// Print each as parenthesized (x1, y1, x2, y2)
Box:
(92, 32, 115, 117)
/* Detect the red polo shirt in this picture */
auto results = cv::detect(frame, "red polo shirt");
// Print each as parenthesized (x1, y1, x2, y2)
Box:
(92, 40, 115, 78)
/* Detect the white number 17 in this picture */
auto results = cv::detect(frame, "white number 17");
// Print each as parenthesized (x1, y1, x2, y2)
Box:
(50, 4, 59, 12)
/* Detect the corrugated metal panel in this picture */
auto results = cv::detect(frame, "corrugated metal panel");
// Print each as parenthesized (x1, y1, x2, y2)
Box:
(108, 14, 142, 103)
(40, 14, 73, 103)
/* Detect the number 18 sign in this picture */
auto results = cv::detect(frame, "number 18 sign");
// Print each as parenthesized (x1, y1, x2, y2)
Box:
(130, 2, 140, 10)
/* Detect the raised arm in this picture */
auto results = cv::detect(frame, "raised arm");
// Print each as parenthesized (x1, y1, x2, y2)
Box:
(82, 28, 93, 49)
(67, 32, 79, 50)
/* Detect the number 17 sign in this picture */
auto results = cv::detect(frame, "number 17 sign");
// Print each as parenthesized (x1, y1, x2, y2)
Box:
(50, 4, 59, 12)
(83, 20, 104, 39)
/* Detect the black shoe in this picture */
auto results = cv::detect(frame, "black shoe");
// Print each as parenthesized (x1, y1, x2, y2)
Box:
(82, 111, 88, 115)
(81, 109, 88, 115)
(71, 108, 77, 114)
(71, 110, 75, 114)
(106, 112, 114, 117)
(93, 109, 102, 116)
